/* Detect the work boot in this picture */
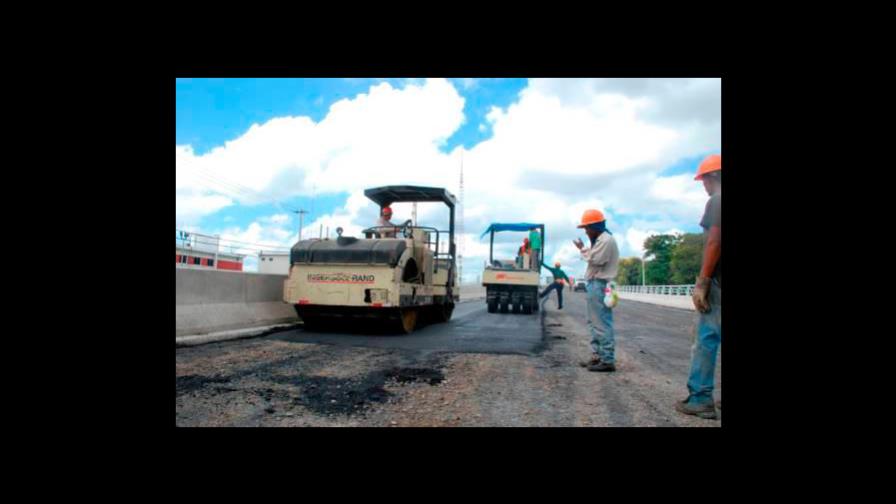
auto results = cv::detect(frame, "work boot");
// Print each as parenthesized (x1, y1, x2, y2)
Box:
(674, 398, 718, 419)
(588, 361, 615, 372)
(579, 355, 600, 368)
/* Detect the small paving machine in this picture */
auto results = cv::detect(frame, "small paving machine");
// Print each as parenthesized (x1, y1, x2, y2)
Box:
(480, 223, 544, 314)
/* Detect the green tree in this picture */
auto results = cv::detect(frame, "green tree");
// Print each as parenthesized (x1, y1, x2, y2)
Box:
(670, 232, 703, 284)
(616, 257, 644, 285)
(643, 234, 681, 284)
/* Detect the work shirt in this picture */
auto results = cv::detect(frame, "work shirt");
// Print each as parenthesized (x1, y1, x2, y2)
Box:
(377, 216, 396, 238)
(542, 263, 570, 284)
(529, 229, 542, 250)
(700, 192, 721, 287)
(579, 232, 619, 281)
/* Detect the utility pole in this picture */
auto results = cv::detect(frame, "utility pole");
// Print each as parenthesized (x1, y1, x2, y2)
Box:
(641, 252, 646, 290)
(294, 209, 309, 241)
(458, 150, 464, 285)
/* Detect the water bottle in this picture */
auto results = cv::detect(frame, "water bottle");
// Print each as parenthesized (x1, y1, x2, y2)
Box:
(603, 281, 619, 309)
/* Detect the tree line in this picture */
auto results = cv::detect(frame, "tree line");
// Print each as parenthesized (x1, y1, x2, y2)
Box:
(616, 233, 704, 285)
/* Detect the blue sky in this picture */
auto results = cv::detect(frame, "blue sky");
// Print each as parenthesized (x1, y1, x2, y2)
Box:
(175, 78, 531, 244)
(176, 78, 528, 155)
(176, 78, 720, 278)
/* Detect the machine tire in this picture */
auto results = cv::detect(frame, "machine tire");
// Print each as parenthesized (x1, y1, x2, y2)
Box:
(487, 299, 497, 313)
(433, 302, 454, 323)
(500, 300, 509, 313)
(300, 316, 320, 332)
(522, 302, 532, 314)
(397, 308, 418, 334)
(512, 301, 521, 314)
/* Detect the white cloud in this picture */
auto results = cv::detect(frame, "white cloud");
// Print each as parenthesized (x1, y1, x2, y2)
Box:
(262, 213, 291, 224)
(175, 192, 232, 224)
(176, 78, 466, 223)
(177, 78, 720, 282)
(460, 78, 478, 90)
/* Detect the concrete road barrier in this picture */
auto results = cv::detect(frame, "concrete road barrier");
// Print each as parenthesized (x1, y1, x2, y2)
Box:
(616, 291, 694, 310)
(177, 270, 492, 337)
(176, 268, 299, 337)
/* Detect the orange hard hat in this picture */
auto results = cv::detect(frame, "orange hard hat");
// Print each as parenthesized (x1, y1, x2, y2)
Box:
(694, 154, 721, 180)
(381, 206, 393, 215)
(577, 209, 605, 228)
(554, 261, 561, 267)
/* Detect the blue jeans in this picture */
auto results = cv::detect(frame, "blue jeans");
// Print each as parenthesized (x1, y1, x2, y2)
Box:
(539, 282, 563, 308)
(585, 279, 614, 364)
(686, 279, 722, 405)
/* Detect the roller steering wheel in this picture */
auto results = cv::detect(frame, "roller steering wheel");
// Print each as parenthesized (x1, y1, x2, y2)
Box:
(399, 219, 413, 238)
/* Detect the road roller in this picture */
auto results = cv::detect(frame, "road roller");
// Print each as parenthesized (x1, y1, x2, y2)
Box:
(283, 185, 458, 333)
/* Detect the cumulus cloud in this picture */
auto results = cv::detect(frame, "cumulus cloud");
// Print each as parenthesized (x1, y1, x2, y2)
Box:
(176, 78, 466, 223)
(177, 78, 720, 281)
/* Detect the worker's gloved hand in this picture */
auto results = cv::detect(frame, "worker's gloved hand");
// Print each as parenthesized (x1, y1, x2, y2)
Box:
(692, 276, 712, 313)
(573, 238, 584, 250)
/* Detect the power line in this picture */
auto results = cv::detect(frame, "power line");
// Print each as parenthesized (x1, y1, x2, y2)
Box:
(181, 239, 290, 253)
(194, 166, 267, 199)
(458, 150, 464, 284)
(177, 242, 290, 256)
(183, 166, 299, 213)
(190, 171, 271, 205)
(191, 171, 258, 200)
(177, 239, 289, 253)
(201, 168, 299, 213)
(176, 229, 291, 252)
(293, 209, 309, 241)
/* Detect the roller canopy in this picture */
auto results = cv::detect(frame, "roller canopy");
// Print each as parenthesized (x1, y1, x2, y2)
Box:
(364, 185, 456, 207)
(480, 223, 545, 239)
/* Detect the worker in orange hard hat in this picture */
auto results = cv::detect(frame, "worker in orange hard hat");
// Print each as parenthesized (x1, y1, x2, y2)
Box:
(573, 208, 620, 372)
(676, 153, 722, 420)
(539, 261, 571, 309)
(377, 205, 397, 238)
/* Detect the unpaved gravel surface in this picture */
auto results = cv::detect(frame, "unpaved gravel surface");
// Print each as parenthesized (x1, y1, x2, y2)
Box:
(176, 294, 721, 427)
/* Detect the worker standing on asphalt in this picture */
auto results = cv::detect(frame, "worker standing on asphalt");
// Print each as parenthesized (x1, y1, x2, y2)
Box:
(539, 261, 571, 309)
(675, 154, 722, 419)
(573, 209, 620, 372)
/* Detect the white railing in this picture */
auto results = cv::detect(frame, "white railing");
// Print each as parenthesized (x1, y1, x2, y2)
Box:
(617, 284, 695, 296)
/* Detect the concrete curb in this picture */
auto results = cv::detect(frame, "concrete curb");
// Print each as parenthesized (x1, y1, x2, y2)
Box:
(176, 323, 301, 348)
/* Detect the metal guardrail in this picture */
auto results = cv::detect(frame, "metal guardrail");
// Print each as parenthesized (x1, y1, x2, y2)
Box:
(617, 284, 695, 296)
